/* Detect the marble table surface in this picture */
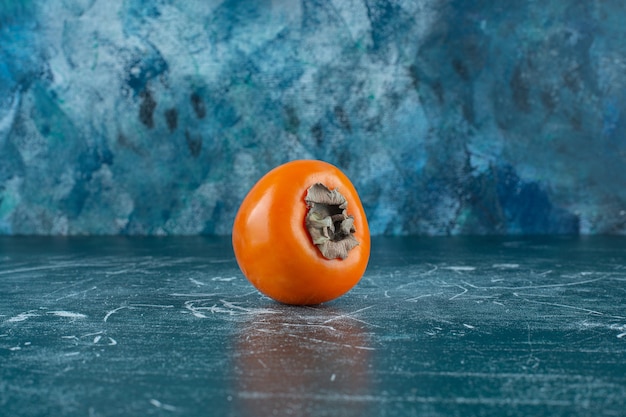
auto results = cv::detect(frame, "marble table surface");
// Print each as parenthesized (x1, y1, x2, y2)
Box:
(1, 236, 625, 416)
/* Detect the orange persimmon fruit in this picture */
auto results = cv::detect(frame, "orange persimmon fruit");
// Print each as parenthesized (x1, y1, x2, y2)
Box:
(232, 160, 370, 305)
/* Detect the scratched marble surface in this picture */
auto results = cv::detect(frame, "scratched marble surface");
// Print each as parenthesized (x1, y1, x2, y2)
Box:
(1, 236, 625, 416)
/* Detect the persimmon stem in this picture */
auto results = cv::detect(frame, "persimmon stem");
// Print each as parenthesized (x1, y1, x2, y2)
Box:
(305, 183, 359, 260)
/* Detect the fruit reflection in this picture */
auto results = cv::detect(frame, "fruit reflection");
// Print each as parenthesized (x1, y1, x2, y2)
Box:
(232, 305, 373, 416)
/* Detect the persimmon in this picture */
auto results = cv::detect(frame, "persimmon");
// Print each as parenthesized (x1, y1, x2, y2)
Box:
(232, 160, 370, 305)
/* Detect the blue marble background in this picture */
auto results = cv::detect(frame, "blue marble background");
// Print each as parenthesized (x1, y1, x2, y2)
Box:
(1, 1, 625, 235)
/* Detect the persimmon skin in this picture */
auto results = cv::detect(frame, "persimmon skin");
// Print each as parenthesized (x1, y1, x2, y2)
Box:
(232, 160, 370, 305)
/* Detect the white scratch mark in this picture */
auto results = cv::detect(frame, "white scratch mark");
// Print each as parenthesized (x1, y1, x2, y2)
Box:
(282, 323, 337, 332)
(257, 359, 268, 369)
(449, 285, 468, 300)
(149, 399, 177, 412)
(8, 346, 21, 351)
(5, 312, 39, 323)
(463, 323, 475, 329)
(524, 323, 540, 369)
(515, 294, 626, 319)
(103, 306, 128, 322)
(47, 311, 87, 319)
(212, 276, 237, 282)
(443, 266, 476, 273)
(237, 391, 575, 406)
(105, 269, 132, 276)
(187, 310, 208, 319)
(0, 263, 83, 276)
(322, 305, 376, 327)
(330, 373, 336, 382)
(353, 345, 376, 351)
(54, 286, 98, 302)
(170, 293, 220, 297)
(108, 337, 117, 346)
(220, 300, 250, 312)
(93, 335, 102, 344)
(43, 277, 97, 297)
(282, 332, 375, 351)
(103, 304, 173, 322)
(129, 304, 174, 309)
(183, 301, 208, 318)
(64, 352, 80, 356)
(187, 299, 279, 316)
(462, 277, 604, 291)
(492, 263, 519, 269)
(406, 293, 443, 302)
(420, 264, 439, 276)
(81, 331, 103, 338)
(189, 277, 206, 286)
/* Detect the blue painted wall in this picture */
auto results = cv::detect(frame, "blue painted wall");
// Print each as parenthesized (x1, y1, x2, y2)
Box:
(1, 0, 625, 235)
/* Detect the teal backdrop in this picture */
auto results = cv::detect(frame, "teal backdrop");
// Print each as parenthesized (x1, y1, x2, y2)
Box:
(1, 1, 625, 235)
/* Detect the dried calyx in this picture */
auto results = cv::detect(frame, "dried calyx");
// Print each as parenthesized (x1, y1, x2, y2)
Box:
(305, 183, 359, 260)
